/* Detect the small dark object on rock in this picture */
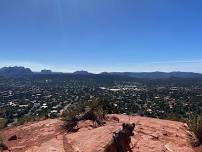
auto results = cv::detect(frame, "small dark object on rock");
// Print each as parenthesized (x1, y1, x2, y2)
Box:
(8, 135, 17, 141)
(163, 132, 168, 136)
(0, 143, 9, 151)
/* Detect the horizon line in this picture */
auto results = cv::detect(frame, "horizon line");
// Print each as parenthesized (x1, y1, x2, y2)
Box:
(1, 65, 202, 74)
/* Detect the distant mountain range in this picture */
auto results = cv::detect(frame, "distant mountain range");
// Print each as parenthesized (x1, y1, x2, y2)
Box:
(102, 72, 202, 79)
(73, 70, 92, 75)
(40, 69, 53, 74)
(0, 66, 33, 77)
(0, 66, 202, 79)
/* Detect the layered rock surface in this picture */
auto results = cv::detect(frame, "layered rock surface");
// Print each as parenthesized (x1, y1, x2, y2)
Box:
(1, 114, 201, 152)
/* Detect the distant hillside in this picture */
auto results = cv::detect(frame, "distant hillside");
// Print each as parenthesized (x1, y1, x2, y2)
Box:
(0, 66, 202, 79)
(0, 66, 33, 77)
(105, 72, 202, 79)
(73, 70, 92, 75)
(40, 69, 52, 74)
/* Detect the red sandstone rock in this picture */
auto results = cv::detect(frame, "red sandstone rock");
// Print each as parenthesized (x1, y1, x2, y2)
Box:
(0, 114, 201, 152)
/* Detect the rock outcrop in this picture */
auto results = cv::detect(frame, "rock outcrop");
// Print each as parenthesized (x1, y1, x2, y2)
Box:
(1, 114, 201, 152)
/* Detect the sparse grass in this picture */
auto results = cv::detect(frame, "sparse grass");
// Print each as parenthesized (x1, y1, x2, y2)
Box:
(16, 115, 47, 126)
(0, 118, 8, 150)
(0, 134, 8, 151)
(0, 134, 3, 144)
(0, 118, 7, 130)
(186, 115, 202, 147)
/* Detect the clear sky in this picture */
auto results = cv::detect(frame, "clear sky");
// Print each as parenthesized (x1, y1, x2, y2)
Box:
(0, 0, 202, 73)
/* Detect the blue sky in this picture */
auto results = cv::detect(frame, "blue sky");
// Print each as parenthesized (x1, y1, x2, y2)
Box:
(0, 0, 202, 73)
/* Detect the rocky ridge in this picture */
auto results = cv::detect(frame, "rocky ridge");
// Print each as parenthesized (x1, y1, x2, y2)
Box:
(1, 114, 201, 152)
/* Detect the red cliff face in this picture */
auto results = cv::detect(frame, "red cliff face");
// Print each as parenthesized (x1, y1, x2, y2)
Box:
(1, 114, 201, 152)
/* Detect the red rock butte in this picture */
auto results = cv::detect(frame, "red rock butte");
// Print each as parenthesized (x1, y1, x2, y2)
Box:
(1, 114, 202, 152)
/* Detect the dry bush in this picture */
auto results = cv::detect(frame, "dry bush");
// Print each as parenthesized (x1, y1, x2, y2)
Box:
(62, 105, 80, 121)
(0, 118, 7, 130)
(62, 98, 106, 131)
(187, 115, 202, 147)
(61, 105, 81, 132)
(62, 98, 105, 120)
(83, 99, 106, 118)
(0, 135, 3, 144)
(0, 134, 8, 151)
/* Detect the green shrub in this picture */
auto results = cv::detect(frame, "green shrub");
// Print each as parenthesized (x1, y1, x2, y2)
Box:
(83, 99, 105, 116)
(187, 115, 202, 147)
(62, 99, 107, 132)
(62, 99, 105, 126)
(61, 106, 80, 121)
(16, 116, 33, 126)
(62, 98, 106, 122)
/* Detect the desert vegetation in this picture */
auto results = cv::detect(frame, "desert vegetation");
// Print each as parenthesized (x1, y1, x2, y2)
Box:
(62, 98, 106, 132)
(16, 115, 48, 126)
(0, 118, 7, 130)
(187, 115, 202, 147)
(0, 134, 8, 151)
